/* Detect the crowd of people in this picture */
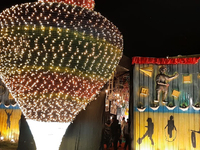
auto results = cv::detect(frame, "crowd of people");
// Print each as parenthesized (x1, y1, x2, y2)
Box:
(103, 116, 129, 150)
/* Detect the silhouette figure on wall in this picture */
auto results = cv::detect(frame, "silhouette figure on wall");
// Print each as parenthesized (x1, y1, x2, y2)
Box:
(191, 130, 200, 148)
(5, 109, 13, 129)
(137, 118, 154, 145)
(155, 66, 179, 103)
(164, 115, 177, 142)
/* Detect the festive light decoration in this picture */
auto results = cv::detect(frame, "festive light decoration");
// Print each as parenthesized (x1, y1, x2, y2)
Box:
(0, 0, 123, 149)
(0, 0, 123, 122)
(38, 0, 95, 10)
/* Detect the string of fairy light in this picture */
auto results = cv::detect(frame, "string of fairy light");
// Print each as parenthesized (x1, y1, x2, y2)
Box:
(0, 0, 123, 122)
(38, 0, 95, 10)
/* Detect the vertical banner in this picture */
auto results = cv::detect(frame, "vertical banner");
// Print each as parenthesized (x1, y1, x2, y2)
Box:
(132, 57, 200, 150)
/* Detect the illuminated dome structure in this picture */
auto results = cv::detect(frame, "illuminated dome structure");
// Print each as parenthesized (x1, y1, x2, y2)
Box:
(0, 0, 123, 149)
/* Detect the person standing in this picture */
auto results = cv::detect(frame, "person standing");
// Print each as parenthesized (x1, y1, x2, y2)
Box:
(123, 119, 129, 150)
(121, 117, 126, 138)
(117, 120, 122, 147)
(103, 120, 112, 149)
(111, 116, 118, 150)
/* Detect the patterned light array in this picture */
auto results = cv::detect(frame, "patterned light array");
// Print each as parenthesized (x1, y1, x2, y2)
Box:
(38, 0, 95, 10)
(0, 1, 123, 123)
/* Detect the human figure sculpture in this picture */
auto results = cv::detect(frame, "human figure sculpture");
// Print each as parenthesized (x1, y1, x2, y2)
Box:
(165, 115, 177, 138)
(137, 118, 154, 145)
(155, 66, 179, 103)
(5, 109, 13, 129)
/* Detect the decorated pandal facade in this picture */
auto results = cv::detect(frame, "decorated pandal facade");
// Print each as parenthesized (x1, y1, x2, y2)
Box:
(0, 79, 21, 143)
(132, 56, 200, 150)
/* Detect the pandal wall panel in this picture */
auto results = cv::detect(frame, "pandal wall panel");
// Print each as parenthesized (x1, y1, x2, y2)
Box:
(132, 57, 200, 150)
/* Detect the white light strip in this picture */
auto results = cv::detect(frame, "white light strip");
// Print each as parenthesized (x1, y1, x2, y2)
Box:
(27, 120, 70, 150)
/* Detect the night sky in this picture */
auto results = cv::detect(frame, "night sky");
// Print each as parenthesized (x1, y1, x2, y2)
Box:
(1, 0, 200, 58)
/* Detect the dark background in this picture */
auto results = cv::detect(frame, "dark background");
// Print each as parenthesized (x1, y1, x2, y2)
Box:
(95, 0, 200, 58)
(2, 0, 200, 58)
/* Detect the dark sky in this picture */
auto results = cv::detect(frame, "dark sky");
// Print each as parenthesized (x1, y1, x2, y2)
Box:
(1, 0, 200, 58)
